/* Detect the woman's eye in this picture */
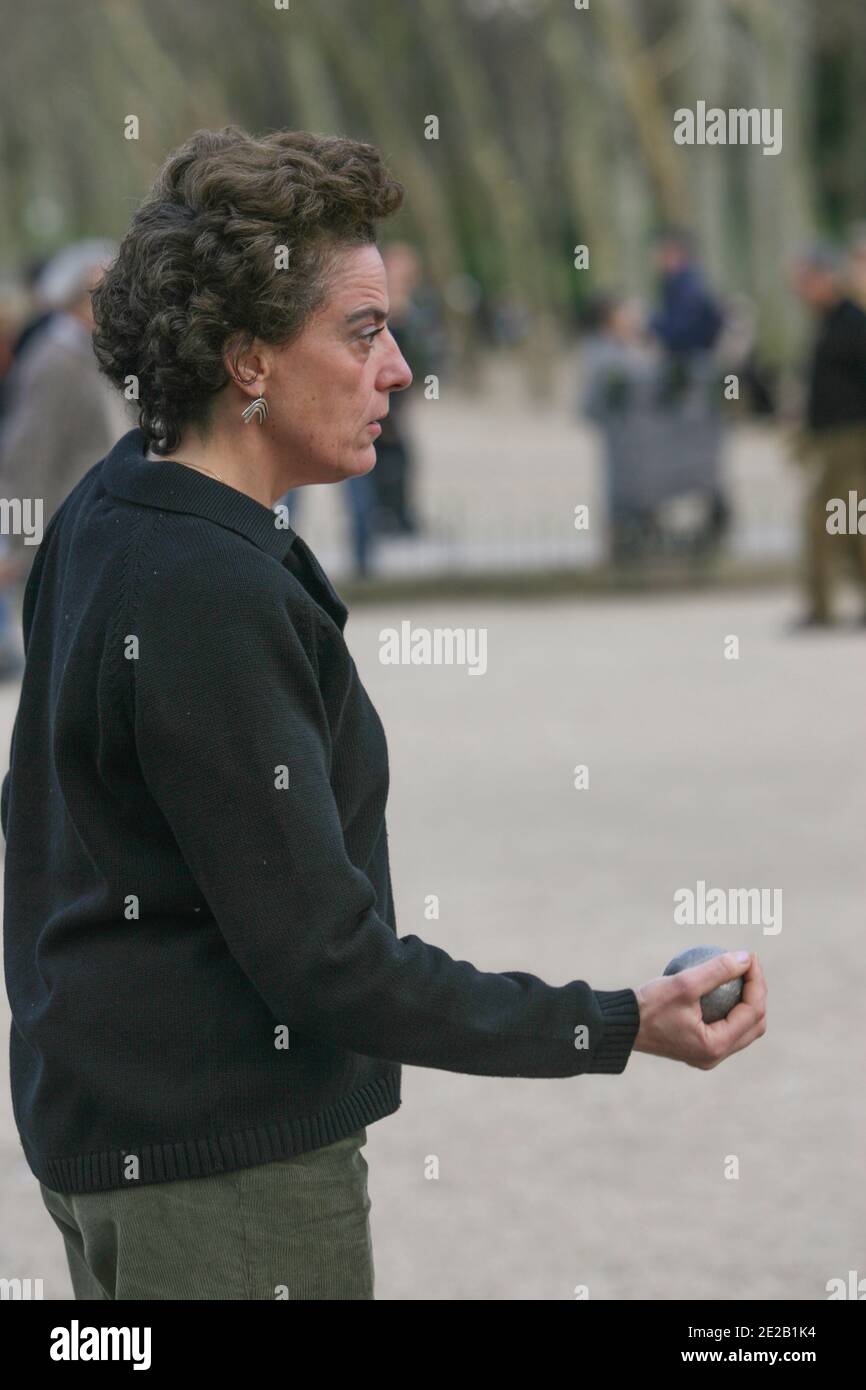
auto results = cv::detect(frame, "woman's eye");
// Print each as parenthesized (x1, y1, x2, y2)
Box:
(359, 326, 385, 347)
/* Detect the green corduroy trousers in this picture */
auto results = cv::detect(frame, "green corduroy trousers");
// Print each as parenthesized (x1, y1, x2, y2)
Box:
(38, 1127, 375, 1300)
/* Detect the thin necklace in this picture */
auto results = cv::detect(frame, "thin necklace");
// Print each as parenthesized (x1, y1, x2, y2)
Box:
(146, 449, 230, 487)
(175, 459, 228, 485)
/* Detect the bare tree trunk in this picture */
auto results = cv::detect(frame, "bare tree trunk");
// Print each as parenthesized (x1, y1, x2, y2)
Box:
(281, 23, 345, 137)
(590, 0, 693, 225)
(733, 0, 817, 372)
(539, 0, 624, 289)
(686, 0, 729, 286)
(313, 1, 476, 383)
(415, 0, 560, 397)
(843, 6, 866, 222)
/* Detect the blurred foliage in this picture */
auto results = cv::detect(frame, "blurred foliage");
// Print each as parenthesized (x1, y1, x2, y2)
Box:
(0, 0, 863, 379)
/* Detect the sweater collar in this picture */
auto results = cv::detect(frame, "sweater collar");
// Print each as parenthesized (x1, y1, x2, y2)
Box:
(101, 427, 298, 563)
(101, 427, 349, 631)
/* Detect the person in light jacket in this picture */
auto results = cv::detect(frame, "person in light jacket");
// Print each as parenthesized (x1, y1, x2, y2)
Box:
(0, 239, 132, 670)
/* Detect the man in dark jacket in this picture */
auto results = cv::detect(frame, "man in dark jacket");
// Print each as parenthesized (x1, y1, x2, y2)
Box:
(650, 228, 725, 355)
(649, 229, 729, 552)
(789, 244, 866, 626)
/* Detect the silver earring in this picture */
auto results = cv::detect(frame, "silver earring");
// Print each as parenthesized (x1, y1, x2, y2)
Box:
(242, 393, 268, 425)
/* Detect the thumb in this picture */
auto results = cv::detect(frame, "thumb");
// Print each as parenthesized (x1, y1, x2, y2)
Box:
(680, 951, 750, 1000)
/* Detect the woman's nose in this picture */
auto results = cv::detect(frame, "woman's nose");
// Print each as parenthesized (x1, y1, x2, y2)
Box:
(381, 334, 413, 392)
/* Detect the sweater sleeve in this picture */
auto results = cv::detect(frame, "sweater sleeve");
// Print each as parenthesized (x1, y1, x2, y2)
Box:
(131, 557, 640, 1080)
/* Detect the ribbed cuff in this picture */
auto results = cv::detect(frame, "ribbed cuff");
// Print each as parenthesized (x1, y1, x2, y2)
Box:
(587, 989, 641, 1074)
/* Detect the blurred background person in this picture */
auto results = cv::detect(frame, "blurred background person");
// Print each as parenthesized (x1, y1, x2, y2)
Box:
(372, 241, 424, 538)
(0, 239, 130, 675)
(8, 255, 57, 368)
(788, 243, 866, 628)
(580, 292, 663, 564)
(276, 449, 380, 578)
(713, 292, 778, 420)
(846, 222, 866, 313)
(0, 280, 28, 426)
(0, 239, 130, 560)
(280, 465, 379, 580)
(0, 257, 57, 438)
(650, 227, 725, 357)
(649, 227, 729, 555)
(0, 281, 30, 678)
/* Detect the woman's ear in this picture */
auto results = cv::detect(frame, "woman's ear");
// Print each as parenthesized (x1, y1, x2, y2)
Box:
(223, 332, 266, 397)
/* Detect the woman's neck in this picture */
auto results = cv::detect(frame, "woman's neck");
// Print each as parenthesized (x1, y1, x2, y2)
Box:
(148, 421, 285, 508)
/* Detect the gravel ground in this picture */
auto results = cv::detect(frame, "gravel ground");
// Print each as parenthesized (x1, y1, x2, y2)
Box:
(2, 586, 864, 1301)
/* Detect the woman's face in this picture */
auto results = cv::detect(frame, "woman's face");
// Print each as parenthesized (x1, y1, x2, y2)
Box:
(263, 242, 413, 487)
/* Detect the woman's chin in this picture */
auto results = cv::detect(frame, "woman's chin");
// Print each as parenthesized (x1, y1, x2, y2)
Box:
(352, 444, 378, 474)
(319, 440, 378, 482)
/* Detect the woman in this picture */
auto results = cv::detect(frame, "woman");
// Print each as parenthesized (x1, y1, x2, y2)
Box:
(2, 127, 765, 1301)
(580, 292, 664, 563)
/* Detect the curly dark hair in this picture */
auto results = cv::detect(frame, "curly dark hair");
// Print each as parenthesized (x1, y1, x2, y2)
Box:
(92, 126, 405, 454)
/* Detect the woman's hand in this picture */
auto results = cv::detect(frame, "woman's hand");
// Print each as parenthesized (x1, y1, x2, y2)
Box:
(633, 952, 767, 1069)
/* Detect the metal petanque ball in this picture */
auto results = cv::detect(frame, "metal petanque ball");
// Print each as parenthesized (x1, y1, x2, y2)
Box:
(663, 945, 745, 1024)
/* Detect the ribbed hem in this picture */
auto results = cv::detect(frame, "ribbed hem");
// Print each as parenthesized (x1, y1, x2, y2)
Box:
(588, 989, 641, 1074)
(30, 1072, 401, 1195)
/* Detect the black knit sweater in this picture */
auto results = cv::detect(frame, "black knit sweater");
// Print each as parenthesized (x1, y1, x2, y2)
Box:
(1, 427, 640, 1194)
